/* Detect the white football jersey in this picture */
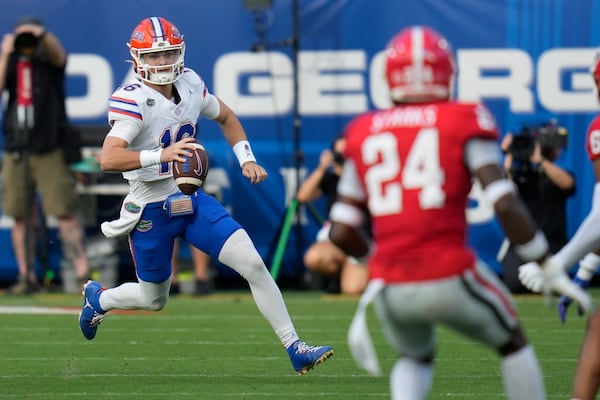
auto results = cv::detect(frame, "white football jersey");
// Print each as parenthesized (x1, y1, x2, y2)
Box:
(107, 68, 220, 202)
(108, 68, 219, 201)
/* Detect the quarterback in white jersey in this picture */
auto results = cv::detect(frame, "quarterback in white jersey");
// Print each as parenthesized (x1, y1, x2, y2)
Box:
(107, 68, 216, 202)
(78, 16, 333, 376)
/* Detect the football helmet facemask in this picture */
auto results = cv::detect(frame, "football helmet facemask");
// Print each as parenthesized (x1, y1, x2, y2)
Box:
(128, 16, 185, 85)
(385, 26, 455, 103)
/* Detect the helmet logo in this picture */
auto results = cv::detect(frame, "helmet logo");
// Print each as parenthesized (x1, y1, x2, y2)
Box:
(131, 30, 144, 42)
(172, 26, 182, 39)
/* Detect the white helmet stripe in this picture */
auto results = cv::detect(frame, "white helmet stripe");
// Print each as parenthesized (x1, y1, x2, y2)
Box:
(412, 26, 424, 91)
(149, 17, 164, 42)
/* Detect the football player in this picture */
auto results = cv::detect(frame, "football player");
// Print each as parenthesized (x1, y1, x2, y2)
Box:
(536, 50, 600, 400)
(328, 26, 589, 399)
(78, 16, 332, 375)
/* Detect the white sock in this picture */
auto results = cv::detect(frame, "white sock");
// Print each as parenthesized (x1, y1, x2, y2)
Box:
(218, 229, 299, 348)
(390, 358, 433, 400)
(277, 324, 300, 349)
(502, 345, 546, 400)
(99, 279, 170, 311)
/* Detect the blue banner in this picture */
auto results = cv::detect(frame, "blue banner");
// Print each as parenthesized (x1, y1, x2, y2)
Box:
(1, 0, 599, 279)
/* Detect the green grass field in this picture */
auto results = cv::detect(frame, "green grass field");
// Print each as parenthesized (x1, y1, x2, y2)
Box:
(0, 288, 595, 399)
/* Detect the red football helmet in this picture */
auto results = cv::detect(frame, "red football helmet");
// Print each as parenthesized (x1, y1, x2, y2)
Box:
(128, 17, 185, 85)
(385, 26, 455, 103)
(591, 50, 600, 99)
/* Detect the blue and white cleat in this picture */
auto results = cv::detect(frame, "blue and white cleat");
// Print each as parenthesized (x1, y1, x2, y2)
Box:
(79, 280, 105, 340)
(286, 340, 333, 375)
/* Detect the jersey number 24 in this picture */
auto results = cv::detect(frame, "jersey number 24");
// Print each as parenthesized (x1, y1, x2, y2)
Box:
(363, 129, 445, 217)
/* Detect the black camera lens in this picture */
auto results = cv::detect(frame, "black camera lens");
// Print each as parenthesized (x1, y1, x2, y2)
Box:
(508, 133, 535, 161)
(333, 152, 345, 166)
(14, 32, 39, 53)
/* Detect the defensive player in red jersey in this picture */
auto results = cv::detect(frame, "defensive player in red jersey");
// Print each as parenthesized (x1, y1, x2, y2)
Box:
(328, 26, 590, 400)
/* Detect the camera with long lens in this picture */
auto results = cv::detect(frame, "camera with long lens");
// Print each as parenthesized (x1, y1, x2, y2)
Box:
(333, 152, 345, 166)
(508, 127, 536, 162)
(13, 32, 40, 55)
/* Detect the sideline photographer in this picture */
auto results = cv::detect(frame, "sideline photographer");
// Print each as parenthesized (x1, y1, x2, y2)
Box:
(0, 16, 89, 293)
(297, 135, 369, 295)
(500, 121, 575, 292)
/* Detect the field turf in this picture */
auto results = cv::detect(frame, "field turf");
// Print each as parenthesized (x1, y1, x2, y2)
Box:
(0, 288, 594, 399)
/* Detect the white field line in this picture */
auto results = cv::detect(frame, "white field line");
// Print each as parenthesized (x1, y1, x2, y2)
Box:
(0, 305, 79, 315)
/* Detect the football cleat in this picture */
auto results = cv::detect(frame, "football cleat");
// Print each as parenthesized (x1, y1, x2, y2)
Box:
(79, 280, 105, 340)
(286, 340, 333, 375)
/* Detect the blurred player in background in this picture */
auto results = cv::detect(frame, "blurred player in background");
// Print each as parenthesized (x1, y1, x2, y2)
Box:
(527, 50, 600, 400)
(329, 25, 588, 399)
(78, 16, 332, 375)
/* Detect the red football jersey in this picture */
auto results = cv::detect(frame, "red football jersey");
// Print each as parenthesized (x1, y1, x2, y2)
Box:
(586, 115, 600, 161)
(344, 101, 499, 283)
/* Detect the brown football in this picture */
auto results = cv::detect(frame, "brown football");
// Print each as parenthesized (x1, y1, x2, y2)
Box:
(172, 142, 209, 195)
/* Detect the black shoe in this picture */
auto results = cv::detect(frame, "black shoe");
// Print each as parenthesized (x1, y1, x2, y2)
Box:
(170, 282, 181, 296)
(325, 278, 341, 294)
(194, 279, 212, 296)
(9, 277, 40, 295)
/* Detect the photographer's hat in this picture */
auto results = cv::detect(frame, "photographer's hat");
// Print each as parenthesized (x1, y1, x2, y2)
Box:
(14, 16, 44, 29)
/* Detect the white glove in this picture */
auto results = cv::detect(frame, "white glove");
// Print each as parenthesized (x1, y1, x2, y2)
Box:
(518, 262, 545, 292)
(519, 258, 593, 313)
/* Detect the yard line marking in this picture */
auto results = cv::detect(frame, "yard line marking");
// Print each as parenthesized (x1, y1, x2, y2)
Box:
(0, 305, 155, 315)
(0, 305, 79, 315)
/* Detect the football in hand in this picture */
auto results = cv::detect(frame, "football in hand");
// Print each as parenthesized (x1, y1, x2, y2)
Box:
(172, 142, 209, 195)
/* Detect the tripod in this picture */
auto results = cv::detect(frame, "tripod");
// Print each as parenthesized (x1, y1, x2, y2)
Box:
(245, 0, 306, 281)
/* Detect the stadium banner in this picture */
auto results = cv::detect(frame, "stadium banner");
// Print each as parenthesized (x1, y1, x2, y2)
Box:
(0, 0, 599, 280)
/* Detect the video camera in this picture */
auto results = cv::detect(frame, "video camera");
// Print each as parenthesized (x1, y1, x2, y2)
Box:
(507, 121, 568, 161)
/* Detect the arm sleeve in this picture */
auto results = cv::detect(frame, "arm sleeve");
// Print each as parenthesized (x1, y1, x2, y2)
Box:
(553, 182, 600, 269)
(106, 119, 140, 144)
(465, 138, 502, 172)
(200, 93, 221, 120)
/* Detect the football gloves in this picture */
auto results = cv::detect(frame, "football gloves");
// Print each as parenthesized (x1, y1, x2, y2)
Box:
(557, 276, 590, 323)
(518, 257, 593, 314)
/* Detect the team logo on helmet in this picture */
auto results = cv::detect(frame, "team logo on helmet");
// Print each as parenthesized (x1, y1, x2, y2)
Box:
(172, 26, 182, 39)
(131, 30, 144, 42)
